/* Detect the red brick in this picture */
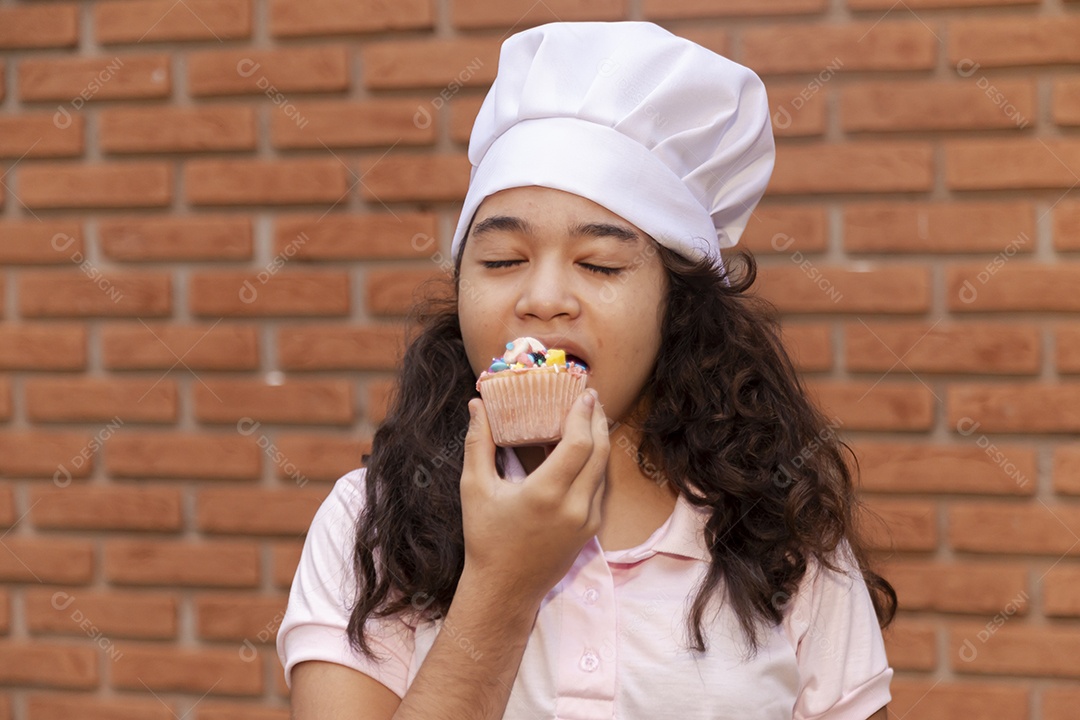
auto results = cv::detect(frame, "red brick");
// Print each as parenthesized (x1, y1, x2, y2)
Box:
(112, 645, 262, 695)
(0, 324, 85, 370)
(756, 264, 930, 314)
(30, 486, 182, 531)
(100, 215, 252, 262)
(949, 502, 1080, 556)
(25, 588, 176, 639)
(188, 46, 348, 97)
(358, 153, 470, 202)
(0, 5, 78, 49)
(272, 542, 303, 588)
(196, 702, 289, 720)
(1044, 566, 1080, 617)
(19, 55, 170, 102)
(842, 79, 1035, 132)
(197, 488, 328, 535)
(1052, 200, 1080, 251)
(271, 0, 432, 36)
(449, 94, 485, 144)
(764, 81, 828, 138)
(194, 379, 353, 425)
(27, 694, 176, 720)
(185, 158, 349, 206)
(881, 559, 1029, 614)
(95, 0, 251, 44)
(947, 264, 1080, 313)
(25, 377, 176, 423)
(888, 678, 1029, 720)
(278, 324, 405, 371)
(105, 539, 260, 587)
(856, 440, 1035, 495)
(0, 221, 84, 265)
(453, 0, 622, 28)
(741, 206, 828, 255)
(741, 21, 936, 74)
(769, 142, 934, 194)
(0, 538, 93, 584)
(271, 98, 434, 149)
(196, 593, 288, 642)
(948, 16, 1080, 68)
(844, 201, 1035, 254)
(882, 617, 937, 670)
(0, 114, 84, 158)
(0, 643, 97, 689)
(19, 161, 171, 209)
(274, 212, 439, 260)
(1055, 446, 1080, 495)
(273, 434, 371, 482)
(365, 267, 448, 316)
(0, 432, 97, 480)
(100, 106, 257, 154)
(1045, 687, 1080, 720)
(106, 432, 261, 480)
(846, 321, 1040, 375)
(946, 139, 1080, 190)
(189, 270, 350, 317)
(0, 489, 13, 528)
(643, 0, 825, 17)
(367, 378, 396, 425)
(0, 381, 9, 422)
(19, 268, 172, 317)
(805, 380, 934, 431)
(861, 498, 938, 551)
(103, 322, 259, 370)
(362, 38, 497, 89)
(1053, 78, 1080, 127)
(779, 323, 832, 372)
(949, 623, 1080, 678)
(949, 383, 1080, 434)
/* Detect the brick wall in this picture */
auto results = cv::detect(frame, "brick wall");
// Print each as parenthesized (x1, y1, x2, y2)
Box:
(0, 1, 1076, 718)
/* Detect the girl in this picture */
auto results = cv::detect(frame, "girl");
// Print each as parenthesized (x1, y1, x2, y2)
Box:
(279, 21, 897, 720)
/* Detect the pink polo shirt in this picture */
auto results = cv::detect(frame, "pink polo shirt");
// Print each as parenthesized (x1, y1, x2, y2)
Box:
(277, 448, 893, 720)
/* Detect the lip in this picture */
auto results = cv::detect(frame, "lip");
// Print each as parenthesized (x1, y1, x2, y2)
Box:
(531, 336, 591, 369)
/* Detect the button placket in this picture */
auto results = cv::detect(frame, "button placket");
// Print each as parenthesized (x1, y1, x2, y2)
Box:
(554, 538, 618, 719)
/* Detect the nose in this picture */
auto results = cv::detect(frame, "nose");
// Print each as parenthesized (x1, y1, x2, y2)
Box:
(514, 257, 581, 321)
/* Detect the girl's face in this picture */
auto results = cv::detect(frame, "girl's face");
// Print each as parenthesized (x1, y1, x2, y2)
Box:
(458, 185, 668, 427)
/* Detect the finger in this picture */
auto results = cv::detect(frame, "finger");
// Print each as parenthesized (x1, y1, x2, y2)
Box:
(570, 389, 610, 507)
(534, 390, 596, 493)
(462, 398, 497, 485)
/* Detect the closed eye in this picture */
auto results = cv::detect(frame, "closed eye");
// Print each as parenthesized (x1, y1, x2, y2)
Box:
(580, 263, 622, 276)
(480, 260, 623, 276)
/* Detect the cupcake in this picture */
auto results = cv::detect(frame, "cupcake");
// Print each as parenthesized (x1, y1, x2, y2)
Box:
(475, 336, 590, 447)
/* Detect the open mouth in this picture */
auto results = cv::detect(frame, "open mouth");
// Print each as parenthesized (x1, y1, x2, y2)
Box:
(564, 353, 589, 371)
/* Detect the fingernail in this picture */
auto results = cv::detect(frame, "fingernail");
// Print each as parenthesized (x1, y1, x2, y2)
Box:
(582, 392, 595, 408)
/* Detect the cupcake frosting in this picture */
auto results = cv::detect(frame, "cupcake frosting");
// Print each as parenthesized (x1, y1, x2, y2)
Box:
(475, 336, 589, 391)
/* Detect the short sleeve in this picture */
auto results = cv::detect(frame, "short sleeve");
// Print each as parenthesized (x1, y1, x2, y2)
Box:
(785, 540, 893, 720)
(276, 467, 416, 697)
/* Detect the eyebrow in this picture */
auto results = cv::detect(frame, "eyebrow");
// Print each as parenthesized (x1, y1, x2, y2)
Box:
(470, 215, 641, 246)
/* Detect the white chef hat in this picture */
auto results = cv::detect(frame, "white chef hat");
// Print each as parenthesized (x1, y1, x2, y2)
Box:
(450, 20, 775, 279)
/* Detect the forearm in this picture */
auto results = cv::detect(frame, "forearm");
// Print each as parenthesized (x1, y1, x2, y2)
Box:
(392, 569, 540, 720)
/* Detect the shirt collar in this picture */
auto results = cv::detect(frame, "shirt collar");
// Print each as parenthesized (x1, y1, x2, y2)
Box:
(500, 447, 712, 564)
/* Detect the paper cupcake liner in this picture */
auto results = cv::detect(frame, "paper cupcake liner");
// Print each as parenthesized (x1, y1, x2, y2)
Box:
(479, 371, 588, 447)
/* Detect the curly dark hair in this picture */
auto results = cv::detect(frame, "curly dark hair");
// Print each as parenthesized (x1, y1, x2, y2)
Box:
(346, 238, 897, 661)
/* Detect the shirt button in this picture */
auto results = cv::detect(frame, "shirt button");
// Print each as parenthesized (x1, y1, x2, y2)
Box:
(579, 650, 599, 672)
(582, 587, 599, 605)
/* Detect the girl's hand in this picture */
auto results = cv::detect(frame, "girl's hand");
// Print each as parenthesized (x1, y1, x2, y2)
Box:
(459, 390, 609, 606)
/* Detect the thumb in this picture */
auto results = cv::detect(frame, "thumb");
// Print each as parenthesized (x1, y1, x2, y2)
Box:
(463, 398, 497, 481)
